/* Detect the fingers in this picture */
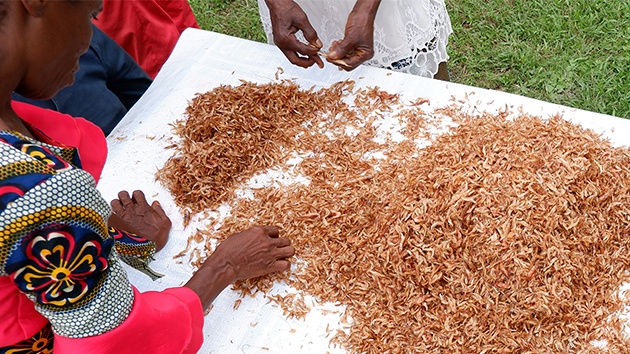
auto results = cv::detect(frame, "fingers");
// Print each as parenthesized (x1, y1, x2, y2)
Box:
(267, 0, 324, 70)
(327, 37, 374, 71)
(281, 48, 320, 68)
(274, 30, 322, 68)
(327, 39, 350, 60)
(151, 200, 168, 218)
(131, 190, 148, 206)
(276, 244, 295, 259)
(263, 225, 279, 238)
(272, 236, 291, 248)
(255, 225, 294, 258)
(270, 259, 292, 273)
(328, 50, 369, 71)
(312, 55, 324, 69)
(325, 41, 354, 70)
(110, 199, 124, 215)
(213, 226, 295, 281)
(117, 190, 133, 209)
(297, 16, 321, 51)
(292, 40, 320, 57)
(113, 190, 168, 220)
(339, 54, 366, 71)
(279, 5, 320, 57)
(266, 227, 294, 260)
(283, 33, 320, 55)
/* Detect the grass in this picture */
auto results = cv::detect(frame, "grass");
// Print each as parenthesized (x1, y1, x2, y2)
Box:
(188, 0, 266, 42)
(188, 0, 630, 119)
(447, 0, 630, 119)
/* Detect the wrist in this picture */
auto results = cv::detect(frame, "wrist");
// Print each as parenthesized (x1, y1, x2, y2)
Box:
(265, 0, 293, 12)
(184, 257, 237, 310)
(107, 213, 141, 236)
(352, 0, 382, 18)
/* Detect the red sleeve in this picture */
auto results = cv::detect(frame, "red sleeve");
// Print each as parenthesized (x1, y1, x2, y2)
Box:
(156, 0, 201, 33)
(11, 101, 108, 182)
(0, 277, 48, 347)
(53, 286, 204, 354)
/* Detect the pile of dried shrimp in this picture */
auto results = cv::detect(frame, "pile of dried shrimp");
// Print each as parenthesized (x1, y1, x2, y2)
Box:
(158, 80, 630, 353)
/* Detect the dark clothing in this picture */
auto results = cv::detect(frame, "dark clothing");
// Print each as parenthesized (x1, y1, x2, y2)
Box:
(12, 25, 152, 136)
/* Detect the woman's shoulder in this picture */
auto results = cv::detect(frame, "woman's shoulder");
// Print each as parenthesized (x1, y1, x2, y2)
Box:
(10, 101, 108, 181)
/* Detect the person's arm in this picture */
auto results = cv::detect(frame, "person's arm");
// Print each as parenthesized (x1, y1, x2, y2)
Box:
(109, 190, 171, 252)
(264, 0, 324, 68)
(54, 226, 294, 353)
(107, 190, 171, 280)
(108, 192, 295, 310)
(0, 137, 139, 341)
(92, 24, 152, 110)
(0, 138, 292, 352)
(53, 286, 204, 354)
(184, 226, 295, 310)
(327, 0, 382, 71)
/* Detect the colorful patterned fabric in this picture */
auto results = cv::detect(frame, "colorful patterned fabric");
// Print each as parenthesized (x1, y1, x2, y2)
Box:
(1, 109, 203, 353)
(0, 323, 53, 354)
(53, 287, 204, 354)
(109, 227, 162, 280)
(0, 130, 134, 339)
(12, 101, 107, 182)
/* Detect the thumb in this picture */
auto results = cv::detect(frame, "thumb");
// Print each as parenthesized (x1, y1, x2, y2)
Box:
(294, 14, 322, 50)
(151, 200, 168, 218)
(302, 29, 322, 50)
(328, 40, 353, 60)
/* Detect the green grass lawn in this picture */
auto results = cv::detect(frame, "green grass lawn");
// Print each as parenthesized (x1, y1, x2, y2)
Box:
(188, 0, 266, 42)
(188, 0, 630, 119)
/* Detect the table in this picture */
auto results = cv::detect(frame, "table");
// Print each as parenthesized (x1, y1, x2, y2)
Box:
(97, 28, 630, 354)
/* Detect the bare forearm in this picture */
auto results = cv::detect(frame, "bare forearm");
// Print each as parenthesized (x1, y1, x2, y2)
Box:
(265, 0, 295, 12)
(184, 257, 236, 310)
(183, 226, 294, 311)
(352, 0, 382, 19)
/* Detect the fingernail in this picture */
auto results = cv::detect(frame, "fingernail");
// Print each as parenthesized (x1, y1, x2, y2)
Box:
(316, 39, 322, 48)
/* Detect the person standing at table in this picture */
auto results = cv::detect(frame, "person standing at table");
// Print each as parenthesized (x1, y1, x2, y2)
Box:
(0, 1, 294, 353)
(257, 0, 453, 80)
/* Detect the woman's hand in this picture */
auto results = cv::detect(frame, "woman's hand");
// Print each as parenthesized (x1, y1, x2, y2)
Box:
(109, 190, 171, 252)
(212, 226, 294, 281)
(266, 0, 324, 68)
(185, 226, 294, 310)
(327, 0, 382, 71)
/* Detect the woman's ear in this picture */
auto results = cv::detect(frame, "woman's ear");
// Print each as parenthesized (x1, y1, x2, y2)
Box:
(20, 0, 47, 18)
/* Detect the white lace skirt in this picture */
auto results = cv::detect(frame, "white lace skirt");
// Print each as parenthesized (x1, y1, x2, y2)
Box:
(257, 0, 453, 77)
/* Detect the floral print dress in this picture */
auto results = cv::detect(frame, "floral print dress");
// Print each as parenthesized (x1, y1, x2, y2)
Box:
(0, 130, 198, 353)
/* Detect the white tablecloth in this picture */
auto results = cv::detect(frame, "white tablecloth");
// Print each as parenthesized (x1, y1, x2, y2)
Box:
(97, 28, 630, 354)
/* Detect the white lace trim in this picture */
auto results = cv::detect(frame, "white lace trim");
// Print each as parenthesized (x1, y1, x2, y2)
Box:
(257, 0, 453, 77)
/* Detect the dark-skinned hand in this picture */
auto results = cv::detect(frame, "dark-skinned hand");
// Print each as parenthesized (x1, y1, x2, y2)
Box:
(266, 0, 324, 68)
(327, 0, 381, 71)
(212, 226, 294, 281)
(185, 226, 294, 310)
(109, 190, 171, 252)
